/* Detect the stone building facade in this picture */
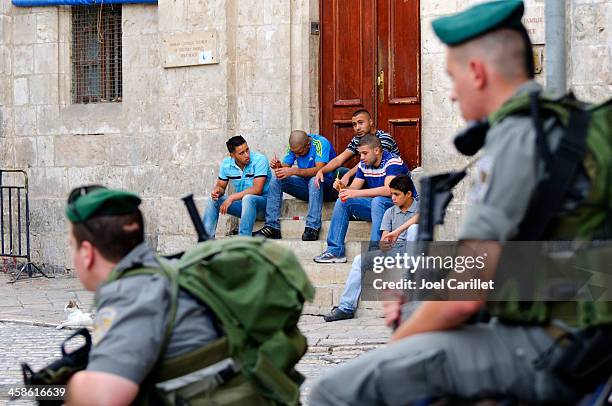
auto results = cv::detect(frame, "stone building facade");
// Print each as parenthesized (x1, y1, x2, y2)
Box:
(0, 0, 610, 272)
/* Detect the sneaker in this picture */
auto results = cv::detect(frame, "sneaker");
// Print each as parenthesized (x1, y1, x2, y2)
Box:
(253, 226, 281, 239)
(313, 251, 347, 263)
(301, 227, 319, 241)
(324, 306, 354, 322)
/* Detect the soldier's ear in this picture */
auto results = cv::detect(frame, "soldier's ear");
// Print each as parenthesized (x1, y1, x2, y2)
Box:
(79, 240, 96, 270)
(468, 58, 487, 90)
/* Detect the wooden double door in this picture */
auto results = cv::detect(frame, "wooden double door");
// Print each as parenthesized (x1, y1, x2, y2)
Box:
(320, 0, 421, 169)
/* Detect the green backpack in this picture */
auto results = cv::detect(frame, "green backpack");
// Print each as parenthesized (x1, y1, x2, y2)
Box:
(489, 91, 612, 240)
(486, 91, 612, 328)
(113, 237, 315, 405)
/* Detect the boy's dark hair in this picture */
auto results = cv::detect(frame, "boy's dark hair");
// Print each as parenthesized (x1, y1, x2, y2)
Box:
(352, 109, 371, 119)
(226, 136, 247, 153)
(358, 134, 382, 150)
(72, 211, 144, 262)
(389, 175, 415, 196)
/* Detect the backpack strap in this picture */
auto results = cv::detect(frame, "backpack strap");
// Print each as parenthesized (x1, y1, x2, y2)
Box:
(106, 259, 180, 350)
(529, 92, 554, 172)
(518, 93, 591, 240)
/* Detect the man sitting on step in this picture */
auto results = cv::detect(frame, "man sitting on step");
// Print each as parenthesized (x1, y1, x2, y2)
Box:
(324, 175, 419, 322)
(254, 130, 345, 241)
(314, 135, 412, 263)
(314, 109, 401, 191)
(203, 136, 271, 237)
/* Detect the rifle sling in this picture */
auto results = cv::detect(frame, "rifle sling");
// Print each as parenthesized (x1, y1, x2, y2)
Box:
(518, 92, 590, 240)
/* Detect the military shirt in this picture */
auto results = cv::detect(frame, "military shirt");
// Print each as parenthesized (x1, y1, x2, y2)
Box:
(458, 81, 565, 241)
(87, 243, 220, 384)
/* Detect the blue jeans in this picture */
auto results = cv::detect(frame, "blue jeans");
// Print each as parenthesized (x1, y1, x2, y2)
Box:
(203, 194, 267, 237)
(265, 174, 339, 230)
(326, 196, 394, 257)
(338, 224, 419, 313)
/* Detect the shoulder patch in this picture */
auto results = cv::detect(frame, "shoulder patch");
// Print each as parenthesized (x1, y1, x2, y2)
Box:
(469, 155, 493, 203)
(93, 307, 117, 346)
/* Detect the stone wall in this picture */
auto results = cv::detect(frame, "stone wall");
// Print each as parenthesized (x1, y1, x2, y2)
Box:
(569, 0, 612, 103)
(1, 1, 319, 272)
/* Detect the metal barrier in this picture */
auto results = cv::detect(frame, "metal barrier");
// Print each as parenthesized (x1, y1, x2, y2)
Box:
(0, 169, 51, 283)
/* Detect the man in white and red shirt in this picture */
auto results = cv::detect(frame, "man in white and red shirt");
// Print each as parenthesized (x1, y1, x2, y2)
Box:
(314, 134, 414, 263)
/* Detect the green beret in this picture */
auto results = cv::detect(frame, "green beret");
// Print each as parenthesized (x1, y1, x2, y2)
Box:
(432, 0, 525, 46)
(66, 188, 141, 223)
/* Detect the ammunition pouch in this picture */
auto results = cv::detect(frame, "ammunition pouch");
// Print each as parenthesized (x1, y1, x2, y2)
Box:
(145, 338, 269, 406)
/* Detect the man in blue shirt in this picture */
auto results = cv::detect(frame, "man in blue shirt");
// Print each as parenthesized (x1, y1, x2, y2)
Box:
(254, 130, 344, 241)
(203, 136, 271, 237)
(314, 134, 411, 263)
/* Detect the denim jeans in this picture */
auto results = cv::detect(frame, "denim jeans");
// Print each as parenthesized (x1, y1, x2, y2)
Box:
(326, 196, 394, 257)
(265, 174, 340, 231)
(337, 224, 419, 313)
(202, 194, 267, 237)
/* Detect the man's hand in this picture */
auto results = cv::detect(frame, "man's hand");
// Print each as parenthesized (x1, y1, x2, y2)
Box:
(220, 195, 235, 215)
(379, 240, 394, 252)
(211, 186, 224, 200)
(382, 230, 400, 244)
(339, 189, 358, 201)
(333, 178, 346, 192)
(274, 167, 295, 180)
(383, 298, 403, 328)
(314, 169, 325, 188)
(270, 157, 282, 169)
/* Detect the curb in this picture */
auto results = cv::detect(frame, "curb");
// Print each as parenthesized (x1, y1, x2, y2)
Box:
(0, 318, 84, 330)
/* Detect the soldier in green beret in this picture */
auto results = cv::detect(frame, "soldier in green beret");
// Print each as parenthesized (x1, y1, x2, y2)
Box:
(64, 185, 220, 405)
(310, 0, 608, 404)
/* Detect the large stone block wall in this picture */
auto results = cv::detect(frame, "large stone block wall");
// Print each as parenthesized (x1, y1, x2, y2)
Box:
(1, 1, 318, 272)
(569, 0, 612, 102)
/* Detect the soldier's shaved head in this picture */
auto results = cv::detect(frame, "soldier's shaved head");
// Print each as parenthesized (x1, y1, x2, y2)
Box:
(289, 130, 309, 148)
(450, 29, 531, 82)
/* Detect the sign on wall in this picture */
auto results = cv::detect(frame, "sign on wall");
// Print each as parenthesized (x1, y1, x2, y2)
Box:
(161, 31, 219, 68)
(523, 6, 545, 45)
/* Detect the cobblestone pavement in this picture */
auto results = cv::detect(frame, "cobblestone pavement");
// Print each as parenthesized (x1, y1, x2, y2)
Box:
(0, 274, 390, 405)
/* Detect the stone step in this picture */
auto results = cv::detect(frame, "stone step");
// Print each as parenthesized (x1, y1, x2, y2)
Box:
(304, 283, 383, 316)
(280, 198, 336, 221)
(274, 239, 366, 261)
(298, 258, 384, 318)
(255, 219, 371, 241)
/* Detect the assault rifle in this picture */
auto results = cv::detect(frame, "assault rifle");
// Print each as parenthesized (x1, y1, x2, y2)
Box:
(417, 170, 467, 243)
(391, 169, 467, 330)
(20, 328, 92, 405)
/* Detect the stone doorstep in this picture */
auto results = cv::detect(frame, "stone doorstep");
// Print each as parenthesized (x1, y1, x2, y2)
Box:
(274, 239, 365, 260)
(254, 219, 371, 241)
(280, 197, 336, 221)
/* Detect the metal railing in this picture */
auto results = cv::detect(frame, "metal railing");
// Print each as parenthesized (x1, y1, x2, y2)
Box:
(0, 170, 51, 283)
